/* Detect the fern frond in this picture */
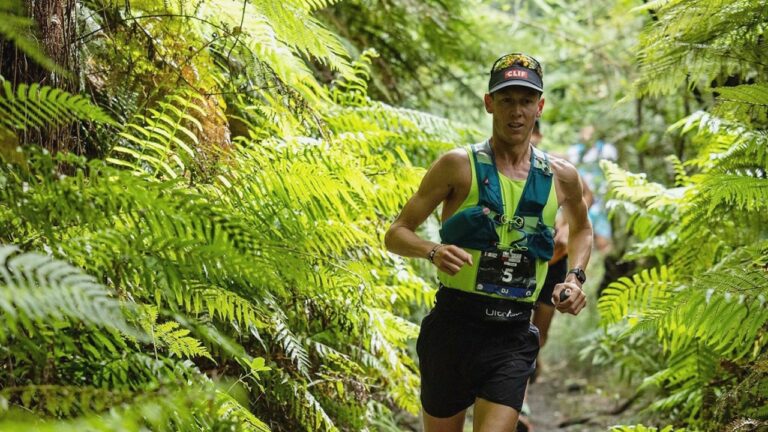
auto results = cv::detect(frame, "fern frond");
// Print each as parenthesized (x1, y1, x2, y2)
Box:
(671, 112, 768, 172)
(712, 82, 768, 121)
(90, 352, 200, 390)
(215, 390, 271, 432)
(331, 49, 378, 107)
(109, 89, 206, 179)
(277, 373, 339, 432)
(659, 270, 768, 359)
(0, 245, 135, 339)
(633, 0, 767, 97)
(600, 160, 684, 209)
(597, 266, 676, 327)
(0, 81, 115, 133)
(139, 306, 213, 360)
(258, 1, 352, 76)
(0, 384, 252, 432)
(186, 285, 270, 335)
(365, 307, 420, 414)
(0, 385, 137, 417)
(685, 174, 768, 220)
(606, 199, 676, 241)
(665, 154, 691, 187)
(274, 321, 311, 379)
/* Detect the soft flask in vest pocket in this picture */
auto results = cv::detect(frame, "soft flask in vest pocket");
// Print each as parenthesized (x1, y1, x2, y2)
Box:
(525, 222, 555, 261)
(439, 205, 499, 251)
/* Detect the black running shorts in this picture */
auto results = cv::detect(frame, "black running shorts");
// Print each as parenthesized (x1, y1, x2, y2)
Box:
(537, 255, 568, 306)
(416, 295, 540, 418)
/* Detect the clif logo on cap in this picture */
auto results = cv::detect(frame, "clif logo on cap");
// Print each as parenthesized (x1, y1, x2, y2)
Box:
(504, 69, 529, 79)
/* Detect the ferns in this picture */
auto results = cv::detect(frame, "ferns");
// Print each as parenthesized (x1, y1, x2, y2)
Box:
(0, 82, 115, 134)
(0, 384, 264, 432)
(0, 0, 476, 428)
(592, 2, 768, 427)
(110, 89, 207, 179)
(140, 306, 213, 360)
(598, 266, 675, 327)
(633, 0, 768, 97)
(0, 246, 133, 339)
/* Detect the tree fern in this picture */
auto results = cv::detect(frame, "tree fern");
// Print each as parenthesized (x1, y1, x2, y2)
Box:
(593, 4, 768, 424)
(0, 0, 471, 429)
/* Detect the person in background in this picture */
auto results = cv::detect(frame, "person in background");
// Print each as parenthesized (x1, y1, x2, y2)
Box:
(567, 125, 616, 254)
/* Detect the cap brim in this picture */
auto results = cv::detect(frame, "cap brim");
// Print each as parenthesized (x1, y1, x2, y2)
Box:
(489, 80, 543, 94)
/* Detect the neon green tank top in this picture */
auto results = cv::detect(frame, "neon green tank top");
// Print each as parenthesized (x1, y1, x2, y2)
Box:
(437, 145, 558, 303)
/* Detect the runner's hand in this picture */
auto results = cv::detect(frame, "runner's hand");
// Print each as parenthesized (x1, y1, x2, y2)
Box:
(432, 245, 473, 275)
(552, 282, 587, 315)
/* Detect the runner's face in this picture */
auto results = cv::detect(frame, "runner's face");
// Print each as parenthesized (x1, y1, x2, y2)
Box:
(485, 87, 544, 145)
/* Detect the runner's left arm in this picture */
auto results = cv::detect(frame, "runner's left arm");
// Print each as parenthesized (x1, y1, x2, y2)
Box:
(550, 158, 593, 315)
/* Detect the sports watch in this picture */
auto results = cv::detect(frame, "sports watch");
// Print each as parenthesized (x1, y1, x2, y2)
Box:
(567, 267, 587, 285)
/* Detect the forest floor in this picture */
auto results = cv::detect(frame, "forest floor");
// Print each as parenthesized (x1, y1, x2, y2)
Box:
(522, 357, 643, 432)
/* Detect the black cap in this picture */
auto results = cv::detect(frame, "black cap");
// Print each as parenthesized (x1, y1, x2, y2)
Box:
(488, 53, 544, 94)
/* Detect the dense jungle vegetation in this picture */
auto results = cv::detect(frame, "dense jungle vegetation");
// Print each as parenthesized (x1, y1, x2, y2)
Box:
(0, 0, 765, 431)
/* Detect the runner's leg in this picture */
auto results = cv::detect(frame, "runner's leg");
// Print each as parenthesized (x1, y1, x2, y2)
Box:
(423, 409, 467, 432)
(473, 398, 520, 432)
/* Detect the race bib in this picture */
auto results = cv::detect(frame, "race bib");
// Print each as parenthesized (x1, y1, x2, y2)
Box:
(475, 248, 536, 299)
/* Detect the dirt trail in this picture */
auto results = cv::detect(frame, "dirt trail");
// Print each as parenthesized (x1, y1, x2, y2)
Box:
(523, 359, 640, 432)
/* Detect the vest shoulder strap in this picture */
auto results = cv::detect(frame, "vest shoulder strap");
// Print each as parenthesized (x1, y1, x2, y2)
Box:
(471, 141, 503, 214)
(515, 146, 553, 217)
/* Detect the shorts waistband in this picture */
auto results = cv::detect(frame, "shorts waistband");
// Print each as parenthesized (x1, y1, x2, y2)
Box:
(435, 286, 533, 323)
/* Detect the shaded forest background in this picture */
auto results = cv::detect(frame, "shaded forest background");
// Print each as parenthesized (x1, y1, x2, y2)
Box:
(0, 0, 766, 431)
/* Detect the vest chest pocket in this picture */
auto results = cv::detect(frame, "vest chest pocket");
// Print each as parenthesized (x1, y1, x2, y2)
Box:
(439, 205, 499, 251)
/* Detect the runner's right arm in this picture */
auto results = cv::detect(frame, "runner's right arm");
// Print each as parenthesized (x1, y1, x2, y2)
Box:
(384, 150, 474, 275)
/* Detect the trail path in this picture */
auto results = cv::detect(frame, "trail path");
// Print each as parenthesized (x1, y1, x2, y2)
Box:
(524, 359, 640, 432)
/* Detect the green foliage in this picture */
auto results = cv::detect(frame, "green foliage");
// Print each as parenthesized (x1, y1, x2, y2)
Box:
(0, 81, 115, 134)
(0, 245, 133, 339)
(319, 0, 488, 114)
(633, 0, 768, 98)
(591, 1, 768, 429)
(0, 0, 476, 429)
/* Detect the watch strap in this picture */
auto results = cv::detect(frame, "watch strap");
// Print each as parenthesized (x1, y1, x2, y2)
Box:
(567, 267, 586, 284)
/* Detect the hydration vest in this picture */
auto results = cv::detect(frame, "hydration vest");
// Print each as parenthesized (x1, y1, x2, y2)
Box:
(437, 140, 556, 303)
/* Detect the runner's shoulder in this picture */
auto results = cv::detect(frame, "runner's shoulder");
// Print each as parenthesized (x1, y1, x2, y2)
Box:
(431, 147, 470, 177)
